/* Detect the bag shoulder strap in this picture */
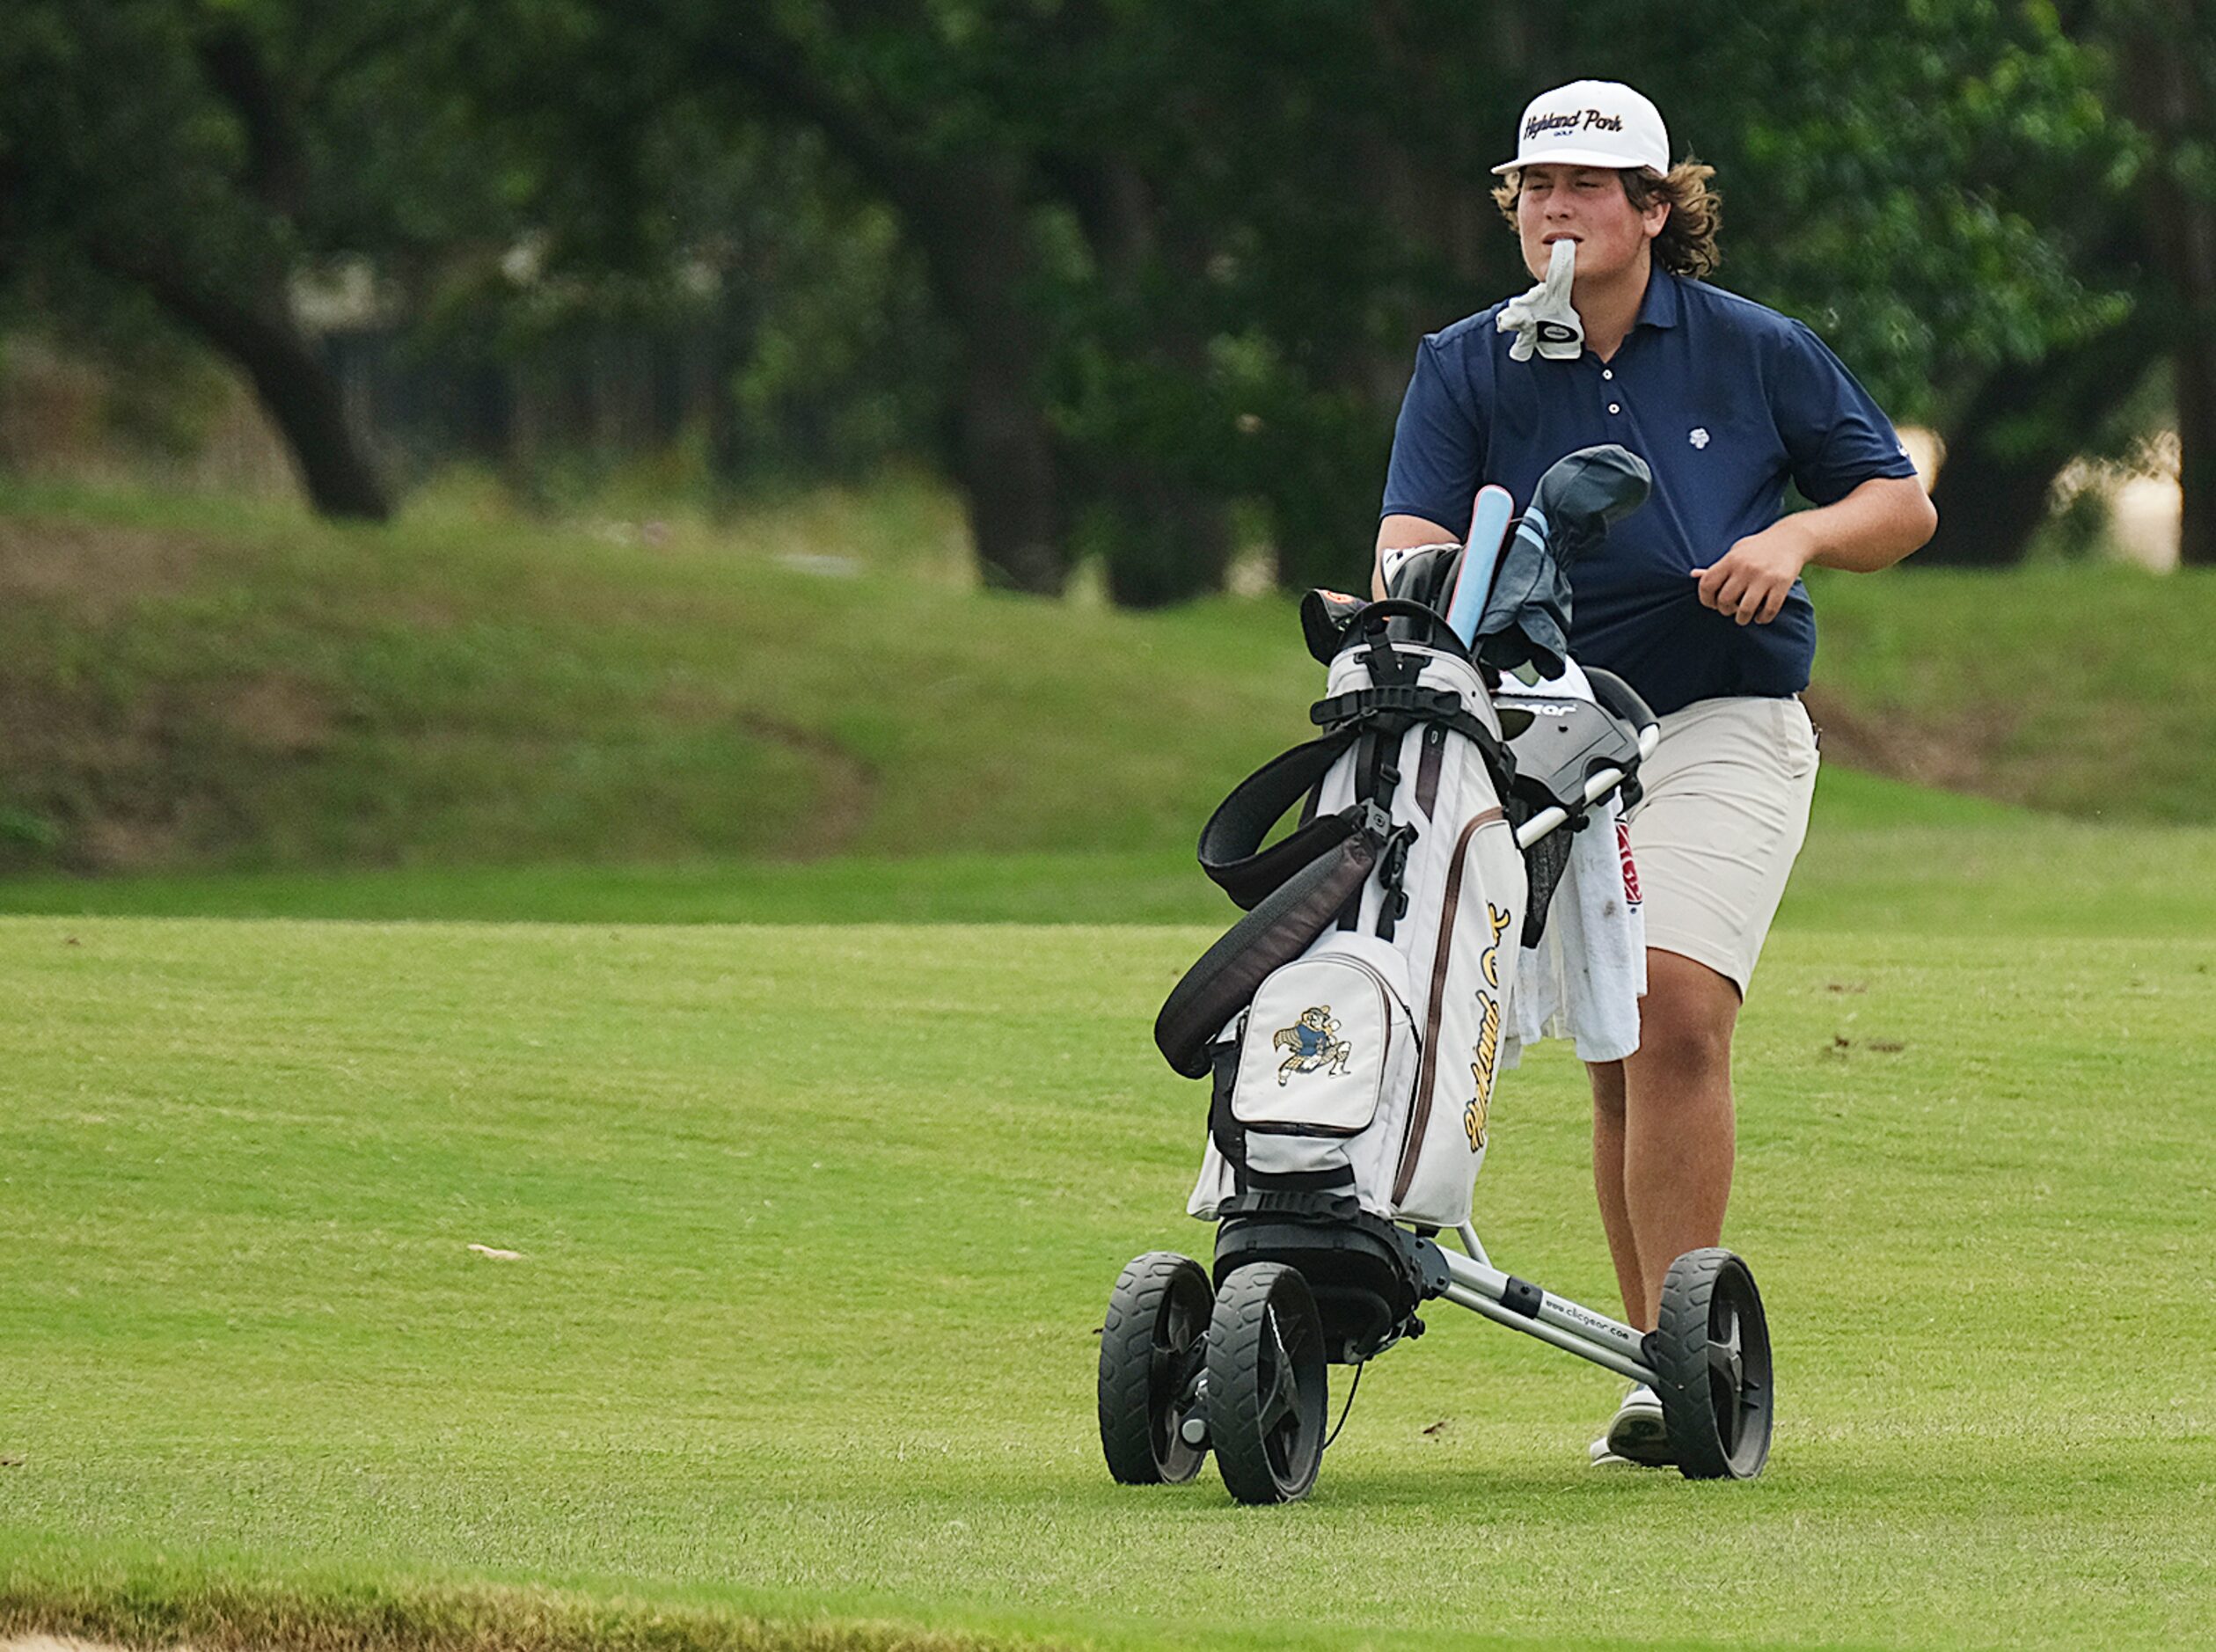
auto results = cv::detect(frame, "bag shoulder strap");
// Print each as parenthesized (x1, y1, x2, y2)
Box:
(1196, 727, 1379, 910)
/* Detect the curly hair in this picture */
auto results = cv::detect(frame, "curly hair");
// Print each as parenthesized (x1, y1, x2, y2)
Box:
(1490, 160, 1722, 280)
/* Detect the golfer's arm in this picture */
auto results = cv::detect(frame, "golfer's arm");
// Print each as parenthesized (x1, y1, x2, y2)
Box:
(1796, 475, 1937, 573)
(1373, 514, 1461, 598)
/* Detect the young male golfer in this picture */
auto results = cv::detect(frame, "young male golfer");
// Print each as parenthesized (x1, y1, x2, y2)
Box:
(1373, 81, 1935, 1466)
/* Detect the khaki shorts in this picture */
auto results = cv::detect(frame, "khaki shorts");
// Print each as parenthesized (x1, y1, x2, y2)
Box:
(1621, 694, 1818, 998)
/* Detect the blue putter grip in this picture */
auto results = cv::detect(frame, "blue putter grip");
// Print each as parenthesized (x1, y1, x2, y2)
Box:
(1446, 485, 1517, 646)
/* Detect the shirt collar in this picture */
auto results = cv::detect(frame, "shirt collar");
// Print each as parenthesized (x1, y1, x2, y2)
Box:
(1635, 267, 1682, 331)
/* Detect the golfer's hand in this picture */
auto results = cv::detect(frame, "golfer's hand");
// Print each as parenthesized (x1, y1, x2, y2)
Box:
(1691, 520, 1817, 625)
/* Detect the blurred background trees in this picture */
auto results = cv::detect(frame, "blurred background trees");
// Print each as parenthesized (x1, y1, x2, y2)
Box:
(3, 0, 2208, 593)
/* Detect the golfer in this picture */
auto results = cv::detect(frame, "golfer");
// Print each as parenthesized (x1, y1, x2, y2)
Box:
(1372, 81, 1934, 1466)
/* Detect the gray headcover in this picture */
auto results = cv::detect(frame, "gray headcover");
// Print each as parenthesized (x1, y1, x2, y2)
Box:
(1475, 443, 1652, 677)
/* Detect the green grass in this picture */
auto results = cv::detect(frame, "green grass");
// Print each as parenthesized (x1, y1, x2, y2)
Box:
(4, 904, 2213, 1649)
(6, 478, 2216, 1648)
(9, 764, 2216, 941)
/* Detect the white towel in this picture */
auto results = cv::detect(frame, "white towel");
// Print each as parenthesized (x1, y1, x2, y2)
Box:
(1501, 661, 1646, 1067)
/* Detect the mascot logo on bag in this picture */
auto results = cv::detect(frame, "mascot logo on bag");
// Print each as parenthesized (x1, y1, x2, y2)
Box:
(1273, 1006, 1353, 1085)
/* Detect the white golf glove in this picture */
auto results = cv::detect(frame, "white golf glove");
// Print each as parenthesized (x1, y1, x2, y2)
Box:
(1496, 238, 1583, 362)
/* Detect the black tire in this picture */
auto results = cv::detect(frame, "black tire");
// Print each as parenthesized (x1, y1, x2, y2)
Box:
(1654, 1247, 1774, 1480)
(1099, 1251, 1213, 1485)
(1205, 1261, 1328, 1504)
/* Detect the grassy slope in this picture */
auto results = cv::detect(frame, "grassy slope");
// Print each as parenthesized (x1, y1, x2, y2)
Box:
(0, 479, 1315, 874)
(3, 909, 2213, 1650)
(4, 481, 2216, 909)
(1806, 560, 2216, 821)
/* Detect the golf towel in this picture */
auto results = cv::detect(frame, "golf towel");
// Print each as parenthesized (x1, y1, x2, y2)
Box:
(1502, 660, 1646, 1066)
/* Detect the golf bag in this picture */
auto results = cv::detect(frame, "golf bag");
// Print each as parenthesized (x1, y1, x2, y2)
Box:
(1156, 602, 1525, 1232)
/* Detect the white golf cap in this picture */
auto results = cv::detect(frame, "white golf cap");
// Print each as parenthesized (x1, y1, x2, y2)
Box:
(1492, 80, 1670, 176)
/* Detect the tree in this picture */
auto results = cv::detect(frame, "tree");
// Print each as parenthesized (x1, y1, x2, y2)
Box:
(2, 0, 2152, 587)
(1883, 0, 2216, 568)
(2106, 0, 2216, 564)
(516, 0, 1078, 594)
(0, 0, 512, 520)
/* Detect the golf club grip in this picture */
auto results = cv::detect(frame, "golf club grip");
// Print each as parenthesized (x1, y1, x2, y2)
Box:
(1445, 486, 1516, 646)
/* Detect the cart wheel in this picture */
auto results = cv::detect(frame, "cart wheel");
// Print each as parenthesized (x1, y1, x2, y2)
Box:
(1654, 1247, 1774, 1480)
(1099, 1251, 1213, 1484)
(1205, 1261, 1327, 1504)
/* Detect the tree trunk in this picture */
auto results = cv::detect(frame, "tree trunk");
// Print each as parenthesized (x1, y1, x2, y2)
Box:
(880, 159, 1065, 594)
(804, 153, 1065, 592)
(138, 268, 392, 521)
(1093, 474, 1232, 608)
(953, 346, 1065, 594)
(2155, 128, 2216, 565)
(2179, 325, 2216, 565)
(696, 25, 1068, 592)
(1058, 159, 1232, 606)
(2131, 0, 2216, 564)
(1924, 325, 2161, 566)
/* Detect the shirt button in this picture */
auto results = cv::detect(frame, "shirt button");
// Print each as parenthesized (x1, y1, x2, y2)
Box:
(1608, 402, 1622, 414)
(1602, 369, 1614, 380)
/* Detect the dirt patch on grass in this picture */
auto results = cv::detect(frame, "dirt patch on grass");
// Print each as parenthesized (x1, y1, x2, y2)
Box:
(640, 678, 876, 860)
(1802, 686, 2021, 797)
(0, 1586, 1048, 1652)
(0, 515, 306, 871)
(0, 670, 340, 872)
(218, 676, 335, 757)
(0, 519, 216, 622)
(735, 714, 876, 859)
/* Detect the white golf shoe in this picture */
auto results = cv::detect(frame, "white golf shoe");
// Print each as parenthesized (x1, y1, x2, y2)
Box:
(1589, 1382, 1671, 1467)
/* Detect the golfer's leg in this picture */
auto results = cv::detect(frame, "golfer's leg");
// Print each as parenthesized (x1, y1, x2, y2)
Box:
(1620, 948, 1741, 1324)
(1585, 1058, 1649, 1329)
(1609, 695, 1816, 1326)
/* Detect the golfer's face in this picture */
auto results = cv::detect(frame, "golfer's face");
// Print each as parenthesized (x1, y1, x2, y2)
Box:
(1515, 164, 1663, 284)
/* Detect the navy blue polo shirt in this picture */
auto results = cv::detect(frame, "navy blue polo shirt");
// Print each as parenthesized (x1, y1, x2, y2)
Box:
(1380, 270, 1917, 715)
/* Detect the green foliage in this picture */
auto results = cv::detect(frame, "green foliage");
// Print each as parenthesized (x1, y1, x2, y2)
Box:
(0, 0, 511, 291)
(0, 1, 2175, 581)
(397, 121, 958, 496)
(1664, 0, 2138, 418)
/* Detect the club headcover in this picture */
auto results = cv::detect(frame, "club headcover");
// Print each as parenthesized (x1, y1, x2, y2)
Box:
(1474, 443, 1652, 677)
(1532, 442, 1653, 558)
(1299, 588, 1371, 664)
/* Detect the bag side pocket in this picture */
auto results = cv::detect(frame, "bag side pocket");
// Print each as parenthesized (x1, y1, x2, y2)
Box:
(1231, 951, 1416, 1184)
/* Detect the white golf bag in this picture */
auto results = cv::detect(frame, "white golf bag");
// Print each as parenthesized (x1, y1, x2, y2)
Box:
(1156, 607, 1525, 1231)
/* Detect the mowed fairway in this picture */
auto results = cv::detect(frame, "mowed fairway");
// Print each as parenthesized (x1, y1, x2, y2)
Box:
(3, 883, 2214, 1648)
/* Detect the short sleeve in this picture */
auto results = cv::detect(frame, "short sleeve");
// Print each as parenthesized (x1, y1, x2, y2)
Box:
(1381, 334, 1488, 533)
(1770, 320, 1919, 506)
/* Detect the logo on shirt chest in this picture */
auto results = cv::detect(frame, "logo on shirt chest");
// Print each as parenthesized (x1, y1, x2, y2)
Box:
(1688, 427, 1711, 449)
